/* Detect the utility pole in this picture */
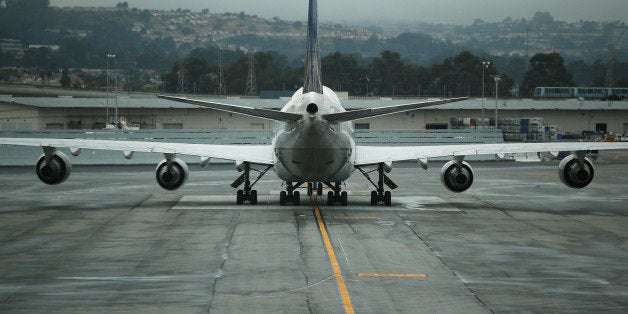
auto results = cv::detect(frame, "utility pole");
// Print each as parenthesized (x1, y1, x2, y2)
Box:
(114, 72, 118, 128)
(245, 52, 257, 96)
(106, 54, 115, 126)
(481, 61, 490, 127)
(493, 75, 501, 130)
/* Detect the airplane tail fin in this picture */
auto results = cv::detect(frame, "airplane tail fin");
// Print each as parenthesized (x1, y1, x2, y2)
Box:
(303, 0, 322, 94)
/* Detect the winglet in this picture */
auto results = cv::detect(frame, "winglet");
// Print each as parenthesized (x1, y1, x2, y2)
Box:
(303, 0, 322, 94)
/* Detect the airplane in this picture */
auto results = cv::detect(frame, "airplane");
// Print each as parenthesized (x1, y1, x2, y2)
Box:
(1, 0, 628, 207)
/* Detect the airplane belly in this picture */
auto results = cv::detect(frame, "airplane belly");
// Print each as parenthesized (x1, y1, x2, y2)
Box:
(273, 123, 354, 182)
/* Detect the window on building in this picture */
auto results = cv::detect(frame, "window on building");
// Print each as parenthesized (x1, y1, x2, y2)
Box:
(426, 123, 448, 130)
(162, 123, 183, 129)
(355, 123, 370, 129)
(44, 123, 64, 130)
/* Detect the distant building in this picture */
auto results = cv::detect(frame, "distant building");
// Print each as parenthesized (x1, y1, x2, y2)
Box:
(1, 94, 626, 137)
(0, 38, 23, 55)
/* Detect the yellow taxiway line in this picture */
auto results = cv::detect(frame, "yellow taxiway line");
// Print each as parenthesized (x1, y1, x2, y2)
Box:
(310, 194, 355, 314)
(358, 273, 427, 278)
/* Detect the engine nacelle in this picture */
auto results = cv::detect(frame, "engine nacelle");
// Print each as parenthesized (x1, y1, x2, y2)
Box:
(558, 154, 594, 188)
(440, 160, 474, 192)
(36, 151, 72, 185)
(155, 158, 189, 190)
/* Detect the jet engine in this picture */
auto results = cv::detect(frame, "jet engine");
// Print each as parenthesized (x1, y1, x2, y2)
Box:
(440, 160, 474, 192)
(35, 151, 72, 185)
(558, 154, 594, 188)
(155, 158, 189, 190)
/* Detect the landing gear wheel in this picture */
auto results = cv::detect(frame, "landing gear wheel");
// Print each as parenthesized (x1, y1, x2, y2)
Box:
(370, 191, 378, 205)
(307, 183, 313, 196)
(340, 191, 348, 206)
(237, 190, 244, 205)
(279, 191, 287, 206)
(250, 190, 258, 205)
(317, 182, 323, 195)
(327, 191, 334, 206)
(293, 191, 301, 206)
(384, 191, 392, 206)
(231, 162, 271, 205)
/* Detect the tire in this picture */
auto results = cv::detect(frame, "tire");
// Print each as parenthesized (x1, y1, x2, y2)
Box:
(327, 191, 334, 206)
(279, 191, 287, 206)
(340, 191, 348, 206)
(384, 191, 392, 206)
(317, 182, 323, 195)
(370, 191, 378, 205)
(294, 191, 301, 206)
(236, 190, 244, 205)
(250, 190, 258, 205)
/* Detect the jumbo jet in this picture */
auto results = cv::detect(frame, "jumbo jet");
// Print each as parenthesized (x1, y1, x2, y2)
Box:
(1, 0, 627, 206)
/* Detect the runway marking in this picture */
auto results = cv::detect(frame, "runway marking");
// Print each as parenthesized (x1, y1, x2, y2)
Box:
(358, 273, 427, 278)
(332, 216, 379, 219)
(310, 194, 355, 314)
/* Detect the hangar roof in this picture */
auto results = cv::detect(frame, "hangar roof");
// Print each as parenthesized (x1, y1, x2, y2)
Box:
(2, 95, 628, 111)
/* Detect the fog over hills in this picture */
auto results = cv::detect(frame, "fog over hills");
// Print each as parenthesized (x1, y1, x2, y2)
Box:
(50, 0, 628, 25)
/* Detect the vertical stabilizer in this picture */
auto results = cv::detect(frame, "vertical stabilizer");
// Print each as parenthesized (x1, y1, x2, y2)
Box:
(303, 0, 322, 93)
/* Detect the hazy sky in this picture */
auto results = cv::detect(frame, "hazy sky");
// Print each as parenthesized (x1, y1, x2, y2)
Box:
(50, 0, 628, 25)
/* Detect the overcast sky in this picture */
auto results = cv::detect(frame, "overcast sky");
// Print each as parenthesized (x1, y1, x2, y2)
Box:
(50, 0, 628, 25)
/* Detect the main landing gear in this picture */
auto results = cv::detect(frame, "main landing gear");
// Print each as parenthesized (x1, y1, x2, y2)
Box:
(279, 181, 304, 206)
(231, 162, 271, 205)
(323, 181, 347, 206)
(356, 162, 398, 206)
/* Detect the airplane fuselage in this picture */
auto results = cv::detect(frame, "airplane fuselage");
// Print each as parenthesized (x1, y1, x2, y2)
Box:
(272, 87, 356, 182)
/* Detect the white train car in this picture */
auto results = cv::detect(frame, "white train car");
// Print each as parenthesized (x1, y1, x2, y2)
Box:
(534, 87, 628, 99)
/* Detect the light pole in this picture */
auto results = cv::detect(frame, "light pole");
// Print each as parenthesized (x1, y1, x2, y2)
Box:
(106, 54, 115, 127)
(493, 75, 501, 130)
(481, 61, 490, 127)
(114, 71, 118, 129)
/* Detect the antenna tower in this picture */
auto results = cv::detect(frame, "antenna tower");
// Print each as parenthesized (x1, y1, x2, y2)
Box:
(177, 56, 188, 93)
(245, 53, 257, 96)
(216, 50, 226, 95)
(605, 29, 624, 88)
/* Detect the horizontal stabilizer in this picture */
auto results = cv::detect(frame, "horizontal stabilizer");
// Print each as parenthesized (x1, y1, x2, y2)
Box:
(157, 95, 302, 122)
(323, 97, 468, 123)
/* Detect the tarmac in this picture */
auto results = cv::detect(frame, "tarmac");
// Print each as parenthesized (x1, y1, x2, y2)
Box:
(0, 158, 627, 313)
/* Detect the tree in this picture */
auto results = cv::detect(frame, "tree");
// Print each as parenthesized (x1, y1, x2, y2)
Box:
(0, 0, 51, 42)
(321, 51, 360, 92)
(436, 51, 496, 97)
(59, 68, 71, 88)
(520, 52, 574, 97)
(371, 50, 407, 96)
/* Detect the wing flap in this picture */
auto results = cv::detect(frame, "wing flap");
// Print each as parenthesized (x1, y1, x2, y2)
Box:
(0, 138, 275, 165)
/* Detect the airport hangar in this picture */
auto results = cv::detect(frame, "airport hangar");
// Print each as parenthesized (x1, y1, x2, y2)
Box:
(1, 95, 627, 135)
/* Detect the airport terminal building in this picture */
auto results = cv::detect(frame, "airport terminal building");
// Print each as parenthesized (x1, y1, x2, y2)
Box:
(1, 87, 627, 137)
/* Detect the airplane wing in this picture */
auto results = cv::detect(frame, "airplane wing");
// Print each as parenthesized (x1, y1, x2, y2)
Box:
(354, 141, 628, 166)
(157, 95, 302, 122)
(323, 97, 468, 123)
(0, 138, 275, 165)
